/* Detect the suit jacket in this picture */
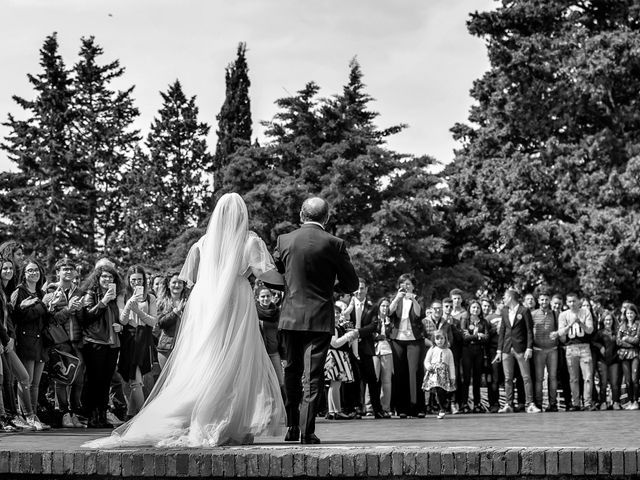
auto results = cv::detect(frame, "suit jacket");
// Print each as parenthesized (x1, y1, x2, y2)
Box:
(498, 304, 533, 354)
(275, 223, 359, 333)
(352, 299, 378, 356)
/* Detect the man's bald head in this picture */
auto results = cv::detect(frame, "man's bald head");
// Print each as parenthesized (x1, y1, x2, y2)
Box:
(300, 197, 329, 225)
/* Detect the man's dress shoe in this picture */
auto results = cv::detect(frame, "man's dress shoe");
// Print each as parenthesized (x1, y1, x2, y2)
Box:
(300, 433, 321, 444)
(284, 426, 300, 442)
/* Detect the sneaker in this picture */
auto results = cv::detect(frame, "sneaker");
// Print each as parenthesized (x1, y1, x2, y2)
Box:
(105, 411, 124, 427)
(599, 403, 608, 411)
(545, 404, 558, 412)
(612, 402, 623, 410)
(498, 404, 513, 413)
(61, 412, 74, 428)
(526, 403, 541, 413)
(437, 411, 445, 419)
(628, 401, 639, 411)
(26, 415, 50, 431)
(472, 404, 484, 414)
(12, 415, 34, 431)
(71, 414, 87, 428)
(451, 403, 459, 415)
(489, 404, 500, 413)
(0, 418, 18, 432)
(416, 412, 426, 418)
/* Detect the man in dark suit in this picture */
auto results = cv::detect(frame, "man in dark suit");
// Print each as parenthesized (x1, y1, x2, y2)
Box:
(493, 289, 541, 413)
(344, 278, 384, 419)
(274, 197, 359, 444)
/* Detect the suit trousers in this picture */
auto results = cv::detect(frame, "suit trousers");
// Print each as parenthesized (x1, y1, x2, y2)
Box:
(281, 330, 331, 437)
(390, 339, 425, 415)
(502, 348, 533, 405)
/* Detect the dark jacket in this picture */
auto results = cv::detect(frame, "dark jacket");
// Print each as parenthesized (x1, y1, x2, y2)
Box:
(354, 300, 379, 357)
(81, 288, 121, 347)
(10, 284, 49, 362)
(498, 304, 533, 354)
(275, 223, 359, 333)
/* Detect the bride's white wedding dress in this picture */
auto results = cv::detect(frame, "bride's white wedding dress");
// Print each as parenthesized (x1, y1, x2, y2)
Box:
(84, 194, 285, 448)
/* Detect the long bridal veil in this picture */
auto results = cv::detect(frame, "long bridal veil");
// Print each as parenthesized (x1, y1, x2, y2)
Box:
(84, 193, 285, 448)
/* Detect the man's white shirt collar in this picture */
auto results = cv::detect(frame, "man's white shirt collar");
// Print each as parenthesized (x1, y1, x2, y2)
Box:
(303, 221, 325, 229)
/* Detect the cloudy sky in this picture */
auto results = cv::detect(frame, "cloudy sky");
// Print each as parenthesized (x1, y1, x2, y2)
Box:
(0, 0, 495, 172)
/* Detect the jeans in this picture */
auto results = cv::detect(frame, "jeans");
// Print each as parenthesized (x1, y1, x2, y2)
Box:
(565, 343, 593, 408)
(54, 343, 84, 414)
(502, 349, 533, 405)
(621, 357, 639, 403)
(82, 343, 119, 413)
(19, 359, 45, 417)
(533, 347, 558, 407)
(461, 345, 484, 406)
(597, 361, 620, 404)
(373, 353, 393, 412)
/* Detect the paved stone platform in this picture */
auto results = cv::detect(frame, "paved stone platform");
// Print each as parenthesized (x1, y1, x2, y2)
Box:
(1, 411, 639, 478)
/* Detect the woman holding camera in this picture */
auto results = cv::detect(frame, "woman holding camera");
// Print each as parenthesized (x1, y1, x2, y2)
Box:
(389, 273, 424, 418)
(81, 264, 124, 428)
(119, 265, 158, 419)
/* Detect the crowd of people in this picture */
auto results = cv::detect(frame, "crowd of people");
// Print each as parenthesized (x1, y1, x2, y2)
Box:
(0, 235, 638, 433)
(322, 276, 639, 420)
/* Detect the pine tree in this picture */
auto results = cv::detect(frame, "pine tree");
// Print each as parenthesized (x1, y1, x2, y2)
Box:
(0, 33, 80, 266)
(218, 59, 448, 296)
(70, 36, 141, 258)
(213, 42, 252, 192)
(125, 80, 213, 264)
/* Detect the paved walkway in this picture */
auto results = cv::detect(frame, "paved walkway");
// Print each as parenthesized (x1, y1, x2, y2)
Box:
(1, 412, 639, 477)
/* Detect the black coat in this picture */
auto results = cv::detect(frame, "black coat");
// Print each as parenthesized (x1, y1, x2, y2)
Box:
(275, 223, 359, 334)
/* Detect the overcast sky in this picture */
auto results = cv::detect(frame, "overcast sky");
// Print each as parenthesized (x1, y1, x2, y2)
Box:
(0, 0, 495, 172)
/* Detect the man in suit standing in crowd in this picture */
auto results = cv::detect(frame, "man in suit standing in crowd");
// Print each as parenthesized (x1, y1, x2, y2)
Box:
(494, 289, 541, 413)
(346, 278, 385, 419)
(275, 197, 359, 444)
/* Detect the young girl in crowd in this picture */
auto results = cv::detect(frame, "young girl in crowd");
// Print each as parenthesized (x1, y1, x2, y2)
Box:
(617, 303, 640, 410)
(423, 329, 456, 419)
(156, 272, 188, 368)
(592, 311, 621, 410)
(324, 306, 358, 420)
(10, 258, 50, 430)
(119, 265, 158, 419)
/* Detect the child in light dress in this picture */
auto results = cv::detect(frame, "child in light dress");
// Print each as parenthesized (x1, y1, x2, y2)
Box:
(423, 329, 456, 419)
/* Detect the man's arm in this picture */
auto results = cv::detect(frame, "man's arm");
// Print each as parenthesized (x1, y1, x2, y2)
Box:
(334, 241, 358, 294)
(273, 237, 285, 274)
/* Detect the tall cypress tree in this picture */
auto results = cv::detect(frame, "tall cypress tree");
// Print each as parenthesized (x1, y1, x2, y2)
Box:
(0, 33, 80, 266)
(125, 80, 213, 265)
(71, 36, 141, 258)
(213, 42, 252, 192)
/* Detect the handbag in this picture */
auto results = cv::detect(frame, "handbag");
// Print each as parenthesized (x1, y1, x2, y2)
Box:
(48, 348, 80, 385)
(44, 322, 70, 346)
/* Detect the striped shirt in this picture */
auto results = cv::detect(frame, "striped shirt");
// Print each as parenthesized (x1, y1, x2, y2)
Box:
(531, 308, 558, 350)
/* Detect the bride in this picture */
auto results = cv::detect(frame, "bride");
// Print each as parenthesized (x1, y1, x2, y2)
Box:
(84, 193, 286, 448)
